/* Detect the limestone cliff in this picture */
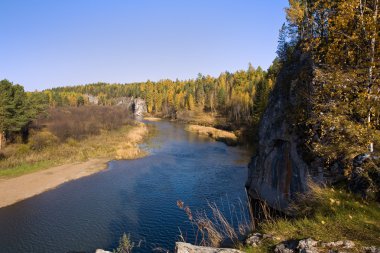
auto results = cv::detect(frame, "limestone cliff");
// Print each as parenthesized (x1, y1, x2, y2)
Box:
(114, 97, 147, 118)
(246, 53, 318, 212)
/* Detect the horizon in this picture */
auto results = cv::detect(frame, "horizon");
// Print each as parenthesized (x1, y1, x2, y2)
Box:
(0, 1, 288, 91)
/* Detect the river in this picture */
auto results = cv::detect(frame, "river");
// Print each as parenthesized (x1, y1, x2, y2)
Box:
(0, 121, 252, 253)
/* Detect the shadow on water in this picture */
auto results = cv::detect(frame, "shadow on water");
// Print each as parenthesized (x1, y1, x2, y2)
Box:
(0, 120, 252, 253)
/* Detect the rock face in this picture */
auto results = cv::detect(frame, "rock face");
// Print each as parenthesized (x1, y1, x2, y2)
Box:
(246, 54, 316, 212)
(175, 242, 244, 253)
(114, 96, 147, 118)
(132, 98, 147, 118)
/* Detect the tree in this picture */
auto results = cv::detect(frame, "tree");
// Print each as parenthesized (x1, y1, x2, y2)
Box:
(277, 23, 289, 62)
(76, 95, 85, 107)
(0, 80, 31, 149)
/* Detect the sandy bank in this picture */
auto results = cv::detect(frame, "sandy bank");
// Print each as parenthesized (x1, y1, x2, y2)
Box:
(185, 124, 238, 146)
(0, 123, 149, 208)
(143, 116, 162, 122)
(0, 158, 109, 208)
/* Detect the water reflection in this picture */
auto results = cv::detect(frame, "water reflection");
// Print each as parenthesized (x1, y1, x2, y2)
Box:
(0, 120, 251, 253)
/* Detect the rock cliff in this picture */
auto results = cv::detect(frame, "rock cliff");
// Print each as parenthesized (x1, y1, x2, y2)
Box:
(115, 97, 147, 118)
(246, 53, 318, 212)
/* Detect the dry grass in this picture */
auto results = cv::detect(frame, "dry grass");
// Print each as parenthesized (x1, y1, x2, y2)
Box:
(177, 198, 253, 248)
(244, 184, 380, 252)
(143, 117, 162, 122)
(115, 122, 148, 160)
(176, 110, 217, 126)
(185, 125, 238, 146)
(0, 122, 149, 178)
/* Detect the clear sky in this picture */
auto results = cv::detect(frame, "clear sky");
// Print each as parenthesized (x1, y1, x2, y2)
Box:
(0, 0, 288, 91)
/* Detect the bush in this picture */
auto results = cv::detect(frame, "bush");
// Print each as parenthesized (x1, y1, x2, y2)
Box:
(29, 131, 59, 151)
(16, 144, 30, 155)
(33, 106, 133, 141)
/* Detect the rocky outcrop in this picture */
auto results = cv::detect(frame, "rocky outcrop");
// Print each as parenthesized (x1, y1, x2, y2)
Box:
(175, 242, 244, 253)
(246, 53, 316, 212)
(132, 98, 147, 118)
(349, 153, 380, 200)
(115, 97, 147, 118)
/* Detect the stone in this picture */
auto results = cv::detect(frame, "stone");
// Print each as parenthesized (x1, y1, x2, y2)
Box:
(245, 233, 263, 247)
(274, 243, 295, 253)
(274, 240, 299, 253)
(322, 241, 344, 248)
(297, 238, 319, 253)
(175, 242, 244, 253)
(95, 249, 112, 253)
(363, 246, 380, 253)
(342, 240, 355, 249)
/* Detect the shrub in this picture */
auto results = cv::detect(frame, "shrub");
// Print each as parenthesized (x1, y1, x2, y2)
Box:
(16, 144, 30, 155)
(33, 106, 132, 141)
(29, 131, 59, 151)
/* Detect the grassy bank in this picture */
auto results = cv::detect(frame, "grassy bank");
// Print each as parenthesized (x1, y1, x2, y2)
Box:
(244, 186, 380, 252)
(0, 122, 148, 178)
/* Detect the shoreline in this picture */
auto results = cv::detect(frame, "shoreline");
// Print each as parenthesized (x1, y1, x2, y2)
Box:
(0, 158, 109, 208)
(0, 122, 149, 209)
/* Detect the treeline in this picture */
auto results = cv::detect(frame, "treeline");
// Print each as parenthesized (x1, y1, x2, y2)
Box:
(49, 64, 279, 127)
(279, 0, 379, 158)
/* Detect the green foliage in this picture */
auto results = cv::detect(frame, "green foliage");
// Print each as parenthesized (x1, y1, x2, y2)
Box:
(0, 80, 29, 133)
(279, 0, 380, 174)
(0, 80, 49, 148)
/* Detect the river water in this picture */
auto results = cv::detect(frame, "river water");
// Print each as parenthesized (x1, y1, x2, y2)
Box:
(0, 121, 252, 253)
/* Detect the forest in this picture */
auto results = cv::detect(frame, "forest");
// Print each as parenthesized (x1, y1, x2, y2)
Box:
(280, 0, 380, 164)
(0, 63, 278, 150)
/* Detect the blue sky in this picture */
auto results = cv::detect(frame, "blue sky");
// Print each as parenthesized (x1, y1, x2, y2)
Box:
(0, 0, 288, 91)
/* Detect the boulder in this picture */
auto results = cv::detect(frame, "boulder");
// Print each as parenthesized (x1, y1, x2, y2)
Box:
(175, 242, 244, 253)
(95, 249, 112, 253)
(245, 233, 273, 247)
(363, 246, 380, 253)
(349, 153, 380, 200)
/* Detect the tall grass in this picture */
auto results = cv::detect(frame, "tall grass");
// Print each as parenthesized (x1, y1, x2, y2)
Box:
(177, 196, 253, 248)
(245, 184, 380, 252)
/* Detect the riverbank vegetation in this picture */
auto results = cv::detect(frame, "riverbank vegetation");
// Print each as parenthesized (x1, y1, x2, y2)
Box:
(42, 63, 278, 143)
(185, 125, 238, 146)
(0, 105, 148, 178)
(244, 0, 380, 251)
(245, 185, 380, 252)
